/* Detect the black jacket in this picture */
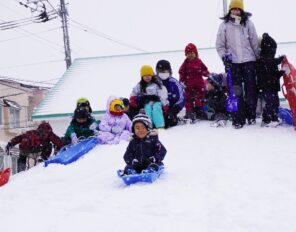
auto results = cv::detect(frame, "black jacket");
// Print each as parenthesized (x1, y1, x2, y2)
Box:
(123, 130, 166, 165)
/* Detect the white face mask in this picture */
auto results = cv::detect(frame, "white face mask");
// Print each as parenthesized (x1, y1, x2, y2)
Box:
(158, 72, 170, 80)
(230, 14, 241, 25)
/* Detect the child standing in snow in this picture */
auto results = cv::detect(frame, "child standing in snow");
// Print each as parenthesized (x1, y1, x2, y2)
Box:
(98, 97, 132, 144)
(64, 106, 100, 145)
(130, 65, 169, 129)
(179, 43, 210, 121)
(256, 33, 285, 127)
(122, 113, 167, 175)
(205, 73, 228, 127)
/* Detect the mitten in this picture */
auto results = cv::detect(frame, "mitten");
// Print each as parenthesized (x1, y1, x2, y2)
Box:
(222, 55, 232, 68)
(132, 158, 139, 165)
(89, 122, 98, 131)
(148, 156, 156, 163)
(111, 126, 122, 134)
(162, 105, 169, 114)
(70, 133, 79, 144)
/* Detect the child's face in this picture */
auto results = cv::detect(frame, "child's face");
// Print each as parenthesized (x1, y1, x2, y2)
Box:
(134, 122, 148, 138)
(186, 52, 196, 61)
(114, 104, 123, 112)
(142, 75, 152, 83)
(231, 8, 241, 16)
(76, 117, 87, 123)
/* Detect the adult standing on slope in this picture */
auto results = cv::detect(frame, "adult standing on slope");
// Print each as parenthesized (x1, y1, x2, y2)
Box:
(216, 0, 260, 129)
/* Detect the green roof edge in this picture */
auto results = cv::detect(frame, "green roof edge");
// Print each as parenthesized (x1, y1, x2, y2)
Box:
(32, 110, 106, 119)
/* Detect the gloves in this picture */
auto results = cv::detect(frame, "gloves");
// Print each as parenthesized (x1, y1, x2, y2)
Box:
(162, 105, 169, 115)
(148, 156, 156, 163)
(89, 122, 98, 131)
(129, 96, 137, 108)
(278, 55, 286, 63)
(222, 55, 232, 69)
(5, 142, 12, 155)
(70, 133, 79, 144)
(93, 130, 100, 136)
(111, 126, 122, 134)
(132, 159, 139, 165)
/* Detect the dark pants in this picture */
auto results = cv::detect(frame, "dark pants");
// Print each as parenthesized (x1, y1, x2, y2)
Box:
(164, 107, 182, 128)
(262, 90, 279, 122)
(231, 62, 258, 125)
(124, 160, 163, 174)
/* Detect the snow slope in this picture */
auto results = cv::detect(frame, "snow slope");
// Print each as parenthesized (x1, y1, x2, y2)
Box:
(1, 122, 296, 232)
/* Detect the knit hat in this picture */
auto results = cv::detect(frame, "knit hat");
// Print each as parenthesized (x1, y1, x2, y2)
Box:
(140, 65, 155, 77)
(132, 113, 152, 132)
(156, 60, 172, 73)
(74, 106, 89, 119)
(229, 0, 244, 10)
(121, 98, 130, 107)
(260, 33, 277, 57)
(185, 43, 198, 56)
(208, 73, 224, 90)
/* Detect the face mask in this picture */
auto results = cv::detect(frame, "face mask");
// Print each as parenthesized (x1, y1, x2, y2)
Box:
(158, 72, 170, 80)
(230, 14, 241, 25)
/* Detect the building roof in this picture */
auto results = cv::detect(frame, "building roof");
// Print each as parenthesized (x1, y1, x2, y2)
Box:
(32, 44, 296, 119)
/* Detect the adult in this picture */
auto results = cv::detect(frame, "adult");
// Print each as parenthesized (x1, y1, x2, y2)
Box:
(216, 0, 259, 129)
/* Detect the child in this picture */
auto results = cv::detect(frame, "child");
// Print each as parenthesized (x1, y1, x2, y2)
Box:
(156, 59, 185, 128)
(5, 122, 63, 172)
(98, 97, 132, 144)
(256, 33, 285, 127)
(205, 73, 228, 127)
(122, 113, 167, 175)
(64, 106, 100, 145)
(130, 65, 169, 128)
(179, 43, 210, 121)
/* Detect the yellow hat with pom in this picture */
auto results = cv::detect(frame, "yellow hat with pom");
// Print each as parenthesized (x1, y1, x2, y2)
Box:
(229, 0, 244, 11)
(140, 65, 155, 77)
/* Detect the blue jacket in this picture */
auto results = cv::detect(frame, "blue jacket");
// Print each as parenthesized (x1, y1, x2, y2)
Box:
(123, 131, 167, 165)
(161, 76, 185, 111)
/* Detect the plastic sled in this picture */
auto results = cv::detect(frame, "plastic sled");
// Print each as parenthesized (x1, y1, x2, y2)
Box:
(44, 137, 99, 167)
(117, 165, 164, 185)
(0, 168, 11, 187)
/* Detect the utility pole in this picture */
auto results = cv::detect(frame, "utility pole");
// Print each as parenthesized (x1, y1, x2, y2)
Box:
(223, 0, 228, 16)
(59, 0, 71, 69)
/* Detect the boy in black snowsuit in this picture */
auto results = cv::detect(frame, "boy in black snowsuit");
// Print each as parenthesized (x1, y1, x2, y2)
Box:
(205, 73, 228, 127)
(123, 113, 167, 175)
(256, 33, 285, 127)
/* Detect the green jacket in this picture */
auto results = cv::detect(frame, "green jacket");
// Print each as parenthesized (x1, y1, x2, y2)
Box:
(65, 117, 100, 139)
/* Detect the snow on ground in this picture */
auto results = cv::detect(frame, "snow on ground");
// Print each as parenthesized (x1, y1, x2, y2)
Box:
(1, 122, 296, 232)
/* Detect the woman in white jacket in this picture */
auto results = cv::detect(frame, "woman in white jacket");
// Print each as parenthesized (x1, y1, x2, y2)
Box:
(216, 0, 259, 129)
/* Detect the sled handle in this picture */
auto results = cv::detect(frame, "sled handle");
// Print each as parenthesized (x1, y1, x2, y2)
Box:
(281, 83, 288, 99)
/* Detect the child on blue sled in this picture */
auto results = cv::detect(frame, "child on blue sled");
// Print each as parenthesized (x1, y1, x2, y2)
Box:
(122, 113, 167, 175)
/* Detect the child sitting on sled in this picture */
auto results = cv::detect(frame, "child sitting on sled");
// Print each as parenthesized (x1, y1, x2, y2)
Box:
(122, 113, 167, 175)
(98, 97, 132, 144)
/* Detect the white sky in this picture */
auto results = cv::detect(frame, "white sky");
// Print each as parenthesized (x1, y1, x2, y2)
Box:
(0, 0, 295, 84)
(1, 122, 296, 232)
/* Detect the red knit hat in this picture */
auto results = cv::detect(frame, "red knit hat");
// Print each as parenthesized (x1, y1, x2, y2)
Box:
(185, 43, 198, 56)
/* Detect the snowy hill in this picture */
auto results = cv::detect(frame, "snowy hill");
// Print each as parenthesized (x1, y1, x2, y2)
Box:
(1, 122, 296, 232)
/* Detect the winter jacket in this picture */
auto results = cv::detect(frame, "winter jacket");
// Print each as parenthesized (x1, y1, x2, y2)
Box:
(256, 56, 284, 92)
(161, 76, 185, 111)
(123, 130, 166, 166)
(98, 96, 132, 144)
(216, 19, 259, 64)
(9, 130, 63, 152)
(205, 89, 227, 115)
(130, 82, 169, 107)
(65, 117, 99, 139)
(179, 58, 209, 88)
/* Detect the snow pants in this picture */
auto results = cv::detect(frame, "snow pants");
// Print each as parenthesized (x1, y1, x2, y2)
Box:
(262, 89, 279, 123)
(231, 62, 258, 125)
(144, 102, 165, 128)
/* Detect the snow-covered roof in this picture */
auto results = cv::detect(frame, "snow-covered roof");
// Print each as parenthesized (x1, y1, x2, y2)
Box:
(32, 43, 296, 119)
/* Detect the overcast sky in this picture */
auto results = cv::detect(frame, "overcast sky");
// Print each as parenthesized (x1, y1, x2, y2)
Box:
(0, 0, 295, 84)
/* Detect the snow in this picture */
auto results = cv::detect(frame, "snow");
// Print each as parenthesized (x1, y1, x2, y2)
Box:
(1, 122, 296, 232)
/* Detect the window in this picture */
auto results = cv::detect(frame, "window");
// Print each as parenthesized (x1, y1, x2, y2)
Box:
(4, 100, 21, 128)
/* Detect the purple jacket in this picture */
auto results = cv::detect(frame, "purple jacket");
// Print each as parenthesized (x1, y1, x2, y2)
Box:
(98, 96, 132, 144)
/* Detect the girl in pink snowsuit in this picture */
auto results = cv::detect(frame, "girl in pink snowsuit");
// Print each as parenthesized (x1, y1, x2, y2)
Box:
(179, 43, 210, 120)
(98, 97, 132, 144)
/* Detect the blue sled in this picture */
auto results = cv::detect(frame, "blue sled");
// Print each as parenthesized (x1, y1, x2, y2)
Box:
(117, 165, 164, 185)
(278, 107, 295, 126)
(44, 137, 99, 167)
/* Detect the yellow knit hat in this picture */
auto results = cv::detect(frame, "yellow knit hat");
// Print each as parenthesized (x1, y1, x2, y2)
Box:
(229, 0, 244, 10)
(140, 65, 155, 77)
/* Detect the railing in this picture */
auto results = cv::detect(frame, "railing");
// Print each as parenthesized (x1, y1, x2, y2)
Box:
(0, 146, 19, 175)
